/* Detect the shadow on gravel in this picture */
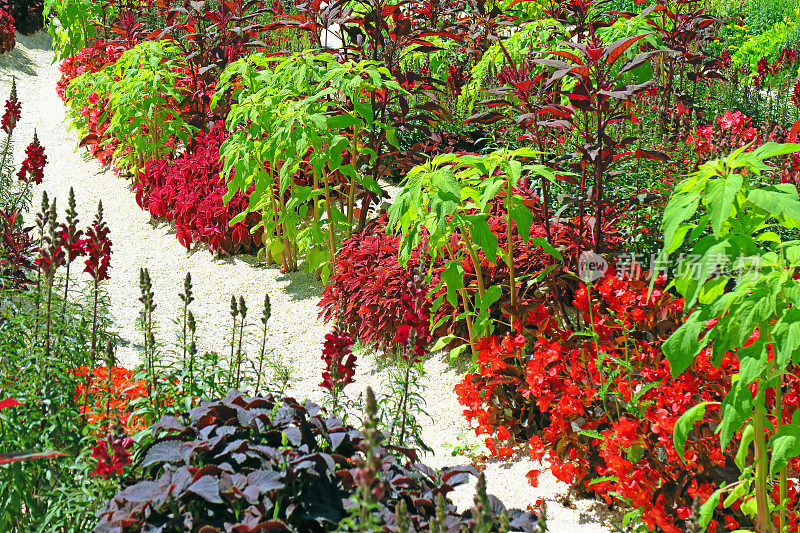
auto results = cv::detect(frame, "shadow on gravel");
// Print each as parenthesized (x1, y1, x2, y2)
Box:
(0, 43, 37, 76)
(276, 269, 324, 300)
(15, 31, 54, 51)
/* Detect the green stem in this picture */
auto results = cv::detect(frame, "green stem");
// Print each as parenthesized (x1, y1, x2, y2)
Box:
(753, 384, 771, 533)
(775, 372, 786, 533)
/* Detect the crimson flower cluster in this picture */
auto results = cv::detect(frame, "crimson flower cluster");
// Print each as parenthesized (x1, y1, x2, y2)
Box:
(688, 110, 760, 160)
(1, 81, 20, 134)
(0, 8, 14, 55)
(17, 132, 47, 185)
(90, 435, 133, 479)
(320, 325, 356, 392)
(393, 278, 432, 363)
(456, 273, 800, 533)
(446, 64, 469, 95)
(84, 204, 112, 283)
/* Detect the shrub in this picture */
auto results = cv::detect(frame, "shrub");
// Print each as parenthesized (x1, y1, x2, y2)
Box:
(0, 0, 44, 35)
(456, 272, 800, 533)
(0, 8, 14, 54)
(319, 202, 621, 355)
(95, 391, 541, 532)
(132, 123, 261, 256)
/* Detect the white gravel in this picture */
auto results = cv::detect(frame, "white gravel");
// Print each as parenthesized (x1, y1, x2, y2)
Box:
(1, 32, 614, 531)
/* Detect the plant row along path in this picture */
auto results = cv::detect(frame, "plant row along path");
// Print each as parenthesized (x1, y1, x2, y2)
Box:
(0, 32, 611, 531)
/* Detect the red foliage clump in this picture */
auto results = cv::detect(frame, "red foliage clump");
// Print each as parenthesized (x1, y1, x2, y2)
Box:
(319, 194, 621, 354)
(0, 8, 14, 55)
(456, 273, 800, 533)
(133, 123, 261, 256)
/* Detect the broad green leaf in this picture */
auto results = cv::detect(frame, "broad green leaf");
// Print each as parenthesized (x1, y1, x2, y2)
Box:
(663, 313, 708, 377)
(673, 402, 711, 461)
(508, 200, 534, 244)
(698, 488, 723, 530)
(770, 411, 800, 475)
(706, 173, 742, 236)
(467, 215, 499, 264)
(719, 379, 753, 450)
(441, 261, 464, 306)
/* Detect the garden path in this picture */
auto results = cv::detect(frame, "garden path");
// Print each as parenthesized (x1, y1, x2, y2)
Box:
(0, 32, 612, 530)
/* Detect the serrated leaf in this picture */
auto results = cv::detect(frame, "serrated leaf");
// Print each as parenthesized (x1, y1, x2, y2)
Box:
(673, 402, 711, 461)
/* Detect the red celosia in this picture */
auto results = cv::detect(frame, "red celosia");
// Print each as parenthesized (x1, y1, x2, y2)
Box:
(393, 276, 432, 363)
(90, 435, 134, 478)
(84, 202, 112, 282)
(320, 324, 356, 391)
(17, 131, 47, 184)
(446, 64, 469, 95)
(1, 79, 20, 134)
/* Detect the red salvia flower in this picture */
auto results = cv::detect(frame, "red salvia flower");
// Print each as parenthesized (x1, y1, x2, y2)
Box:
(792, 81, 800, 108)
(1, 79, 20, 134)
(17, 131, 47, 184)
(84, 201, 112, 282)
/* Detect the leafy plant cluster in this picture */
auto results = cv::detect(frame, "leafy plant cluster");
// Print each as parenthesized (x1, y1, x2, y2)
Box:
(96, 390, 543, 533)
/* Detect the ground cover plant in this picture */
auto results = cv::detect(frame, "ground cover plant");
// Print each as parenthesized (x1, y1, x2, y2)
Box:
(8, 0, 800, 530)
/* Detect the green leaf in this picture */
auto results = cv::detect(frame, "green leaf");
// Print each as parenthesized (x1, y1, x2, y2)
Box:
(449, 343, 469, 361)
(719, 379, 753, 450)
(698, 488, 723, 531)
(327, 113, 360, 130)
(748, 184, 800, 223)
(441, 262, 464, 306)
(508, 200, 534, 244)
(663, 312, 708, 377)
(663, 192, 701, 254)
(476, 285, 503, 312)
(770, 412, 800, 475)
(431, 335, 457, 352)
(467, 216, 499, 264)
(735, 423, 754, 470)
(706, 173, 743, 236)
(673, 402, 711, 462)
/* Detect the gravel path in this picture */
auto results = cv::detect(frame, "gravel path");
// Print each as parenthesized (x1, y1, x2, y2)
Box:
(1, 32, 613, 530)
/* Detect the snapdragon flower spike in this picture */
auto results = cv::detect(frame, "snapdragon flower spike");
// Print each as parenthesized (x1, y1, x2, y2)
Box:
(84, 201, 112, 282)
(320, 323, 356, 391)
(59, 187, 85, 262)
(17, 130, 47, 185)
(392, 276, 432, 363)
(36, 200, 65, 274)
(90, 435, 133, 478)
(1, 79, 20, 134)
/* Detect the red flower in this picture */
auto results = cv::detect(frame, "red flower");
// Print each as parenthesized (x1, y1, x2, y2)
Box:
(17, 132, 47, 185)
(320, 324, 356, 391)
(84, 202, 112, 282)
(90, 435, 133, 478)
(1, 80, 20, 134)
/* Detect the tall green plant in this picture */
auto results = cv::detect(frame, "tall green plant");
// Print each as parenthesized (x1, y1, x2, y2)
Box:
(388, 148, 559, 356)
(216, 50, 403, 281)
(44, 0, 101, 60)
(663, 143, 800, 532)
(66, 40, 195, 176)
